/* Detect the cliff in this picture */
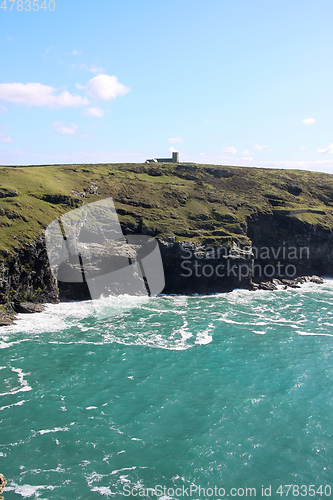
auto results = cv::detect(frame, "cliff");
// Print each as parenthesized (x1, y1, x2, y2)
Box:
(1, 162, 333, 321)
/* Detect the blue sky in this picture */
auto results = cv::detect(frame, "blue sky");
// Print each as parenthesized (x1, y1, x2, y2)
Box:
(1, 0, 333, 172)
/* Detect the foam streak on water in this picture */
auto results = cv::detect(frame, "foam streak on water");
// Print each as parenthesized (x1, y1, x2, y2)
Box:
(1, 282, 333, 498)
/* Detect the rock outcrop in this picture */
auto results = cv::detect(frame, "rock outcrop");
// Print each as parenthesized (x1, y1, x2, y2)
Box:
(0, 473, 6, 500)
(0, 237, 59, 322)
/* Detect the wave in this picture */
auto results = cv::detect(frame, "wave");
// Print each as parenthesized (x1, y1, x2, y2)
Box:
(0, 366, 32, 396)
(0, 281, 333, 352)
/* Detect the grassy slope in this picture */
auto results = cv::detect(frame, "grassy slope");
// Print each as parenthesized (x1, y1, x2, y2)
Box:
(1, 162, 333, 254)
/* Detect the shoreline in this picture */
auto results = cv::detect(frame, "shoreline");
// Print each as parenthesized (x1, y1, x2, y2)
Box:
(0, 274, 326, 327)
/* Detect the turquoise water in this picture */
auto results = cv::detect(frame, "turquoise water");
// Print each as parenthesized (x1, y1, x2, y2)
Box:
(1, 282, 333, 499)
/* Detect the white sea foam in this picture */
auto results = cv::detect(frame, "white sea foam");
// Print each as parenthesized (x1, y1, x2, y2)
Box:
(6, 482, 57, 497)
(0, 366, 32, 396)
(171, 318, 192, 340)
(0, 295, 150, 335)
(91, 486, 114, 496)
(0, 399, 26, 411)
(195, 325, 214, 345)
(38, 426, 69, 435)
(217, 314, 246, 325)
(0, 339, 30, 349)
(297, 331, 333, 337)
(1, 281, 332, 354)
(111, 466, 137, 475)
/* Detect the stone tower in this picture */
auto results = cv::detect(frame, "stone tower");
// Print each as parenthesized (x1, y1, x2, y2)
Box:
(172, 152, 179, 163)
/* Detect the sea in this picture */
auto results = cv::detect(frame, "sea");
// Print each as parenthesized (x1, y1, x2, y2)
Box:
(1, 280, 333, 499)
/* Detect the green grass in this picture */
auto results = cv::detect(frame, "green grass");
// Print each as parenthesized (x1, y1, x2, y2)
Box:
(1, 162, 333, 254)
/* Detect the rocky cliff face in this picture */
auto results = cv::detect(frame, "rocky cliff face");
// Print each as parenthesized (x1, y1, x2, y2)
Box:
(158, 239, 253, 294)
(247, 212, 333, 279)
(2, 208, 332, 322)
(0, 237, 59, 312)
(157, 215, 333, 294)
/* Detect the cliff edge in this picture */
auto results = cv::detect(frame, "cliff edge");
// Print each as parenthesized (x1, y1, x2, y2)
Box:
(1, 162, 332, 322)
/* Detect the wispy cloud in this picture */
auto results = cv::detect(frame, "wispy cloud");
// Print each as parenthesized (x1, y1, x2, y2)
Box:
(303, 117, 315, 125)
(71, 50, 82, 56)
(86, 74, 130, 101)
(318, 144, 333, 154)
(168, 137, 184, 143)
(169, 146, 179, 153)
(223, 146, 237, 154)
(253, 144, 268, 151)
(52, 121, 78, 135)
(79, 63, 105, 74)
(0, 132, 13, 143)
(0, 148, 143, 166)
(190, 152, 333, 174)
(0, 105, 7, 114)
(0, 82, 89, 108)
(83, 107, 104, 117)
(88, 65, 105, 74)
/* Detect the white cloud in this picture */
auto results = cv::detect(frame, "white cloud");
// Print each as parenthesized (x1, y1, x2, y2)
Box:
(0, 82, 89, 108)
(300, 146, 306, 150)
(52, 121, 78, 135)
(303, 117, 315, 125)
(223, 146, 237, 154)
(83, 107, 104, 117)
(71, 50, 82, 56)
(0, 105, 7, 114)
(169, 146, 178, 153)
(242, 149, 251, 155)
(253, 144, 268, 151)
(79, 63, 106, 74)
(86, 74, 130, 101)
(89, 65, 105, 74)
(0, 75, 128, 109)
(318, 144, 333, 154)
(168, 137, 184, 143)
(0, 132, 13, 143)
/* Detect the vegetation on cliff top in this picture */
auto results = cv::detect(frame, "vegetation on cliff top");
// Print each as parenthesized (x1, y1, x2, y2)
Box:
(1, 162, 333, 254)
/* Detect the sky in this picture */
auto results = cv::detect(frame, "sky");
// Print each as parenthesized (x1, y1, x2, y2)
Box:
(0, 0, 333, 172)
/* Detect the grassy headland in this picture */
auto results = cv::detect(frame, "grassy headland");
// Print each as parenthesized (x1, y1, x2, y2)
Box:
(1, 162, 333, 255)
